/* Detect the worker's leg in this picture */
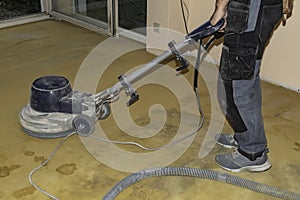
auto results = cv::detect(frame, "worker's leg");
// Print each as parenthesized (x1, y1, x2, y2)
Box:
(215, 0, 283, 171)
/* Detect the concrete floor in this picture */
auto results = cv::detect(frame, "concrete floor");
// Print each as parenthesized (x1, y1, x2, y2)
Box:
(0, 19, 299, 200)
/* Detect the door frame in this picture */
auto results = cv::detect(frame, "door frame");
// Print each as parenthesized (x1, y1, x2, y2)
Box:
(44, 0, 146, 42)
(0, 0, 146, 43)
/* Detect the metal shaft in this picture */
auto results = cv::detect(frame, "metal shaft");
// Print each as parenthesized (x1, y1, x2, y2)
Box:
(95, 38, 192, 100)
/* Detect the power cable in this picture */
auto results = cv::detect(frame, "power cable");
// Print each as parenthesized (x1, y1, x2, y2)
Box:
(180, 0, 189, 34)
(28, 132, 76, 200)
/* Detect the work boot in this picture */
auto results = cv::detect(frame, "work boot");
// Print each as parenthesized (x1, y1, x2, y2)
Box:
(215, 134, 238, 149)
(215, 149, 272, 172)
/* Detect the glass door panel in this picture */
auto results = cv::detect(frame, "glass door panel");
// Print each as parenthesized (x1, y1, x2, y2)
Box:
(118, 0, 146, 35)
(51, 0, 108, 29)
(50, 0, 147, 37)
(85, 0, 107, 22)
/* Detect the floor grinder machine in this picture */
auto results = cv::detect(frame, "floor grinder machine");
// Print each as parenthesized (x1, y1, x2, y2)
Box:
(17, 20, 300, 200)
(19, 19, 224, 139)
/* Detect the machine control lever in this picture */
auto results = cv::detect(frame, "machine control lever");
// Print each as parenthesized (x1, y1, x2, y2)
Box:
(118, 74, 139, 106)
(168, 40, 189, 72)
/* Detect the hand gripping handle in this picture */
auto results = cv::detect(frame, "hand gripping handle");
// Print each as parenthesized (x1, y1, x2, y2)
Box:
(187, 18, 225, 41)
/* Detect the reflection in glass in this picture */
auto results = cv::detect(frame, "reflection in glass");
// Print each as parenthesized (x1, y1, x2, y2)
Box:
(52, 0, 108, 27)
(0, 0, 41, 21)
(119, 0, 147, 35)
(51, 0, 147, 35)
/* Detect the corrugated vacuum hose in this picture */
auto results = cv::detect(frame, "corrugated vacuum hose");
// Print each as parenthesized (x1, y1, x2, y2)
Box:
(103, 167, 300, 200)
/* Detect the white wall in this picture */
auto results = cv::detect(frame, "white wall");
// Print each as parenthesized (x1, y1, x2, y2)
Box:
(261, 13, 300, 92)
(147, 0, 300, 92)
(146, 0, 189, 55)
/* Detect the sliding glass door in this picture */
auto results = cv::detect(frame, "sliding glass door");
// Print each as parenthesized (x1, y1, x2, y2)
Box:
(85, 0, 108, 22)
(0, 0, 147, 36)
(51, 0, 108, 29)
(50, 0, 146, 36)
(118, 0, 147, 35)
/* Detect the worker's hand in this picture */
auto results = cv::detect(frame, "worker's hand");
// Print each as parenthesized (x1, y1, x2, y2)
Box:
(210, 0, 229, 31)
(210, 10, 227, 29)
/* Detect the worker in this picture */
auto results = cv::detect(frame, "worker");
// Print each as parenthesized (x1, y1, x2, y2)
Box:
(210, 0, 283, 172)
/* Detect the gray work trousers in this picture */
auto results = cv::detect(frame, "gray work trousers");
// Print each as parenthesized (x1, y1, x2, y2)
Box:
(218, 0, 282, 155)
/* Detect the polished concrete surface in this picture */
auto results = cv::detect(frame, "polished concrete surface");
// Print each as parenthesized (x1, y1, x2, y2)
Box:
(0, 20, 299, 200)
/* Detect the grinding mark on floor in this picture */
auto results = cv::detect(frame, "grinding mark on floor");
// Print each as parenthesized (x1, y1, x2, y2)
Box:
(12, 186, 35, 198)
(56, 163, 77, 175)
(294, 142, 300, 152)
(0, 164, 21, 178)
(33, 155, 46, 165)
(24, 150, 35, 156)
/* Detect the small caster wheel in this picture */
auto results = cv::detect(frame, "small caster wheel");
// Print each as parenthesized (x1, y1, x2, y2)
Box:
(98, 103, 111, 120)
(73, 114, 95, 137)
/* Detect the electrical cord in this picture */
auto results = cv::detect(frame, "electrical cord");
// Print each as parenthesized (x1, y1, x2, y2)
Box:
(27, 93, 203, 200)
(27, 42, 207, 199)
(28, 132, 76, 200)
(180, 0, 189, 34)
(90, 87, 204, 151)
(27, 19, 210, 199)
(26, 6, 299, 200)
(90, 40, 206, 152)
(27, 73, 205, 198)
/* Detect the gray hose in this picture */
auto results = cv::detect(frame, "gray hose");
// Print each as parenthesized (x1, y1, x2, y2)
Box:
(103, 166, 300, 200)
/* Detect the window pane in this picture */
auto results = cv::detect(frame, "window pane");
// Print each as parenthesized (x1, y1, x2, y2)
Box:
(86, 0, 107, 22)
(119, 0, 147, 35)
(51, 0, 108, 28)
(0, 0, 41, 21)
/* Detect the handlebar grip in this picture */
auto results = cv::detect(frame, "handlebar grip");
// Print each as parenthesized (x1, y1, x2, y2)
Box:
(187, 18, 225, 41)
(213, 31, 225, 40)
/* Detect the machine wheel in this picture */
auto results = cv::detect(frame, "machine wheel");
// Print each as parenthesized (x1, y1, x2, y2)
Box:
(98, 103, 111, 120)
(73, 114, 95, 137)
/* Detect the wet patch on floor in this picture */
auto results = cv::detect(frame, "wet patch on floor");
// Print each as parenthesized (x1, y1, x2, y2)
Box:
(274, 113, 281, 118)
(34, 155, 46, 164)
(56, 163, 77, 175)
(166, 108, 181, 119)
(293, 142, 300, 151)
(12, 186, 35, 198)
(80, 176, 102, 190)
(129, 178, 169, 200)
(160, 124, 179, 137)
(158, 108, 180, 137)
(78, 171, 114, 191)
(24, 150, 35, 156)
(0, 164, 21, 177)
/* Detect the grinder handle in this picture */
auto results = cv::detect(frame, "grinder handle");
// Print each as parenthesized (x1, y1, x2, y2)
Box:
(187, 18, 225, 41)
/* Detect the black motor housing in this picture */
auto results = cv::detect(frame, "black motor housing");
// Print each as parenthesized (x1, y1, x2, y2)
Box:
(30, 76, 72, 113)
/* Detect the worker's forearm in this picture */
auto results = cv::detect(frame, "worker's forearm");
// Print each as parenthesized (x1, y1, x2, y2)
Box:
(210, 0, 229, 25)
(216, 0, 229, 10)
